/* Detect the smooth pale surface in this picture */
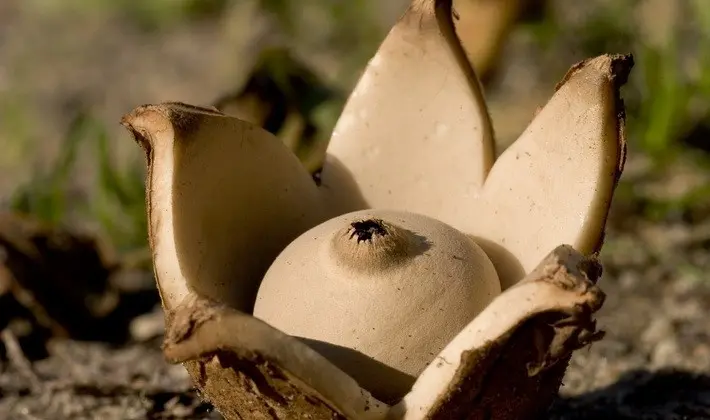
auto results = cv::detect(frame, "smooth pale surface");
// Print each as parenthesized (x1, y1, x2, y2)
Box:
(472, 55, 623, 288)
(122, 109, 190, 310)
(319, 0, 495, 217)
(122, 103, 325, 312)
(254, 209, 500, 401)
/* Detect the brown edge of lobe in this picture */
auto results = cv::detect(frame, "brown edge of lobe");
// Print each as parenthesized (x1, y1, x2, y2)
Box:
(597, 54, 634, 255)
(553, 53, 633, 185)
(120, 106, 154, 162)
(182, 354, 349, 420)
(161, 102, 226, 136)
(119, 102, 229, 308)
(121, 102, 225, 150)
(423, 247, 606, 420)
(162, 293, 221, 357)
(552, 54, 634, 255)
(161, 295, 349, 420)
(120, 107, 158, 275)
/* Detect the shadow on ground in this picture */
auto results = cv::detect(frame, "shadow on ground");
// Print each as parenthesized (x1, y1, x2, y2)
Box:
(549, 369, 710, 419)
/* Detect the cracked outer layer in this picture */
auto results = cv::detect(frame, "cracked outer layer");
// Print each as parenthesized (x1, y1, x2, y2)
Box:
(182, 357, 347, 420)
(163, 295, 385, 419)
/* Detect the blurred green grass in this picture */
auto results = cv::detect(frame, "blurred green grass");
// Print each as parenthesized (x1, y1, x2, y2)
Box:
(11, 112, 147, 252)
(23, 0, 229, 31)
(7, 0, 710, 257)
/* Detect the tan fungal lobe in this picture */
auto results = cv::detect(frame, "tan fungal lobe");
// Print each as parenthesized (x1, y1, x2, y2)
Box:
(319, 0, 495, 216)
(121, 102, 325, 312)
(471, 53, 632, 289)
(121, 105, 189, 309)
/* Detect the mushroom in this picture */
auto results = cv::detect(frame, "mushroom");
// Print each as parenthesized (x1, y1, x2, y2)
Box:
(119, 103, 325, 313)
(121, 0, 632, 418)
(253, 209, 501, 402)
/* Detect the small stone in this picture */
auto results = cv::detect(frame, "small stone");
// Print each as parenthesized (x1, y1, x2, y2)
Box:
(129, 307, 165, 341)
(650, 338, 681, 367)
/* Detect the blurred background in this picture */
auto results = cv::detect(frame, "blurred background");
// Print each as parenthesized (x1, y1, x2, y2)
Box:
(1, 0, 710, 418)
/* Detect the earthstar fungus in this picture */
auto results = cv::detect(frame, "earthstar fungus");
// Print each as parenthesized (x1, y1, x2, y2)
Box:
(121, 0, 632, 418)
